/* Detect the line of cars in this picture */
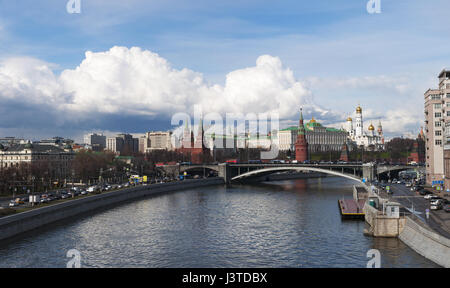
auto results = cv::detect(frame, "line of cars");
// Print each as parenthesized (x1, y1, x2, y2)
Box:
(407, 182, 449, 212)
(378, 178, 449, 212)
(8, 182, 132, 208)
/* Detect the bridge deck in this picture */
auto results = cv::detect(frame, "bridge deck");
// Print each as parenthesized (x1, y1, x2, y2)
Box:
(338, 199, 365, 219)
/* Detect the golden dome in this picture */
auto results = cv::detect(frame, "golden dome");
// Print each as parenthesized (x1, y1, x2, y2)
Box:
(310, 117, 316, 123)
(347, 117, 352, 121)
(356, 105, 362, 113)
(368, 123, 375, 131)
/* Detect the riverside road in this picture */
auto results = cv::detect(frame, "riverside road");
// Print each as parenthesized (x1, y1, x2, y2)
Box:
(380, 183, 450, 239)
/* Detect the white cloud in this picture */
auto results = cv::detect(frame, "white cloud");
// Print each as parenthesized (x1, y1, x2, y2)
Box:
(0, 57, 62, 105)
(0, 46, 426, 139)
(0, 46, 324, 134)
(56, 46, 320, 119)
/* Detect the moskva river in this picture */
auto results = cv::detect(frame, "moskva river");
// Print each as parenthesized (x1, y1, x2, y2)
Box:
(0, 177, 439, 267)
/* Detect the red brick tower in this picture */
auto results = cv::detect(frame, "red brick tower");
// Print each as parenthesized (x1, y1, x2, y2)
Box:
(409, 140, 420, 163)
(295, 108, 308, 163)
(339, 142, 349, 162)
(191, 119, 209, 164)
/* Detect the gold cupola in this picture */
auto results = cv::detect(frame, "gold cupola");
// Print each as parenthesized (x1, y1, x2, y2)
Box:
(347, 117, 352, 121)
(356, 105, 362, 114)
(310, 117, 316, 123)
(368, 123, 375, 131)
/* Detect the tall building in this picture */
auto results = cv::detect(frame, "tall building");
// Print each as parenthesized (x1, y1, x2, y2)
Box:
(83, 133, 106, 151)
(295, 108, 308, 162)
(425, 70, 449, 187)
(106, 134, 139, 155)
(345, 105, 384, 150)
(146, 131, 173, 151)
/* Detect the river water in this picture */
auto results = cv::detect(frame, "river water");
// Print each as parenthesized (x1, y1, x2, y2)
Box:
(0, 177, 439, 267)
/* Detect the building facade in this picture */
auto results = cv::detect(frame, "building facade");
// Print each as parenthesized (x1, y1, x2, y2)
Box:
(425, 69, 450, 188)
(425, 70, 450, 187)
(0, 142, 75, 177)
(278, 117, 349, 154)
(106, 134, 139, 155)
(83, 133, 106, 151)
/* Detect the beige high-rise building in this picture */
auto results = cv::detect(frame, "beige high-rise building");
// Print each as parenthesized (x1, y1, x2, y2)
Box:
(425, 69, 450, 187)
(141, 131, 173, 152)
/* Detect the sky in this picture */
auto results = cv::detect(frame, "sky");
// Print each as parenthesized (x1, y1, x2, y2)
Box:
(0, 0, 449, 143)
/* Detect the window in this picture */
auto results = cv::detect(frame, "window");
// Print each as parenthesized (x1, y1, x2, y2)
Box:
(435, 103, 442, 109)
(447, 111, 450, 117)
(436, 140, 442, 146)
(435, 112, 442, 118)
(435, 121, 442, 127)
(436, 130, 442, 136)
(432, 94, 442, 100)
(447, 93, 450, 98)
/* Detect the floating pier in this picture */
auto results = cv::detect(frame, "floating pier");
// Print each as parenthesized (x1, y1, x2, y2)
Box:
(338, 199, 365, 220)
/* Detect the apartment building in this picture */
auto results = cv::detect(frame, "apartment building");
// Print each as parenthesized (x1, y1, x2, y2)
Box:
(425, 69, 450, 188)
(106, 134, 139, 155)
(84, 133, 107, 151)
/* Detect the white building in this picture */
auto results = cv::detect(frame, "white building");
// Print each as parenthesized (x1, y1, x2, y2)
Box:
(139, 131, 173, 153)
(345, 105, 384, 150)
(0, 141, 74, 176)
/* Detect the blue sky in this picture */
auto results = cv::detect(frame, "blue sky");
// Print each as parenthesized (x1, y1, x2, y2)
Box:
(0, 0, 449, 142)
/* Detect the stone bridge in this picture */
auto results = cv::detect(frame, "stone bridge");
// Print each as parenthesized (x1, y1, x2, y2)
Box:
(158, 163, 421, 184)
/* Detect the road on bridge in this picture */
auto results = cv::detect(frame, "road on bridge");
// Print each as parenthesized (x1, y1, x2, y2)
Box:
(379, 183, 450, 239)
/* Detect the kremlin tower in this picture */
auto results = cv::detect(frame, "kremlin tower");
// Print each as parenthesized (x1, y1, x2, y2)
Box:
(295, 108, 308, 162)
(179, 119, 209, 164)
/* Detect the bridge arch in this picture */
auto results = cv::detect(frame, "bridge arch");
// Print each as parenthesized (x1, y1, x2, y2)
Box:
(231, 166, 364, 184)
(180, 165, 220, 173)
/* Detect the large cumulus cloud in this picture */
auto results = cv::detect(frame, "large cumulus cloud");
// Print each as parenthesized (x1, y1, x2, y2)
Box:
(0, 46, 320, 138)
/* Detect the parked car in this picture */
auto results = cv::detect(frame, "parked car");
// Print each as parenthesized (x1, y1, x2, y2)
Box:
(9, 201, 18, 207)
(424, 194, 436, 200)
(430, 198, 444, 206)
(431, 203, 443, 210)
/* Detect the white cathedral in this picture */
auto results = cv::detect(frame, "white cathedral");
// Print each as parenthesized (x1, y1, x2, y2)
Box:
(345, 105, 384, 150)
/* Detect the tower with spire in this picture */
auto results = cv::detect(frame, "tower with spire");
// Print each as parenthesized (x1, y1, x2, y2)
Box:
(295, 108, 308, 162)
(355, 104, 363, 138)
(191, 118, 209, 164)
